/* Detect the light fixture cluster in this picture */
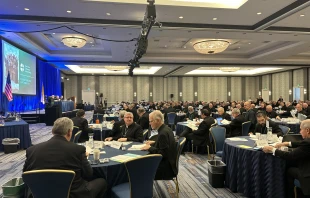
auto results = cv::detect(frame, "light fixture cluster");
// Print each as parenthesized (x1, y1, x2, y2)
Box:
(62, 37, 87, 48)
(193, 40, 230, 54)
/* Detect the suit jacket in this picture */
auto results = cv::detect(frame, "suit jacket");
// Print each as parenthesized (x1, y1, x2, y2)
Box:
(185, 112, 198, 121)
(244, 109, 257, 131)
(239, 107, 246, 115)
(111, 119, 125, 137)
(93, 109, 105, 114)
(207, 107, 216, 112)
(275, 139, 310, 195)
(266, 110, 277, 119)
(71, 117, 92, 142)
(191, 116, 215, 146)
(254, 119, 283, 136)
(228, 114, 246, 137)
(23, 136, 93, 198)
(148, 124, 177, 177)
(137, 112, 149, 130)
(113, 122, 143, 142)
(219, 112, 231, 121)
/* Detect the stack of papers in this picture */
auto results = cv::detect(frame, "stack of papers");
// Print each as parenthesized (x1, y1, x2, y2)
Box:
(221, 119, 231, 125)
(238, 145, 252, 149)
(227, 137, 248, 142)
(110, 153, 141, 163)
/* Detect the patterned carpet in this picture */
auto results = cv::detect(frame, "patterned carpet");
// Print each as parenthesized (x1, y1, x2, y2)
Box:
(0, 112, 246, 198)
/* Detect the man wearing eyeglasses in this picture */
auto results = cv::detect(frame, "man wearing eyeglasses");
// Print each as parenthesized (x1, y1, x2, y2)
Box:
(263, 120, 310, 197)
(105, 112, 143, 142)
(141, 110, 177, 180)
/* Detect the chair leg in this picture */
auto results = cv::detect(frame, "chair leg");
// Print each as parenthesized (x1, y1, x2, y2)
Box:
(174, 177, 179, 198)
(294, 186, 297, 198)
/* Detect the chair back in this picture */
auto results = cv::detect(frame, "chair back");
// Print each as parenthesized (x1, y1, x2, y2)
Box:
(22, 169, 75, 198)
(242, 121, 251, 136)
(176, 137, 186, 174)
(70, 126, 80, 142)
(93, 113, 104, 123)
(279, 125, 290, 135)
(125, 154, 162, 198)
(167, 112, 176, 125)
(210, 126, 226, 153)
(73, 130, 82, 143)
(282, 134, 303, 142)
(143, 129, 149, 140)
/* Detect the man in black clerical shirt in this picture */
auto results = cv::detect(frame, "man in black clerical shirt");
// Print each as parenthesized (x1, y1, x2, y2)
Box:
(251, 112, 283, 137)
(105, 112, 143, 142)
(263, 120, 310, 198)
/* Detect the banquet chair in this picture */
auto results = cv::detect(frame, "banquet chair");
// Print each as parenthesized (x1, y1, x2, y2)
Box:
(22, 169, 75, 198)
(156, 137, 186, 198)
(242, 121, 251, 136)
(167, 112, 177, 130)
(209, 126, 226, 157)
(70, 126, 80, 142)
(191, 123, 217, 154)
(143, 129, 149, 140)
(294, 179, 301, 198)
(92, 113, 104, 123)
(73, 130, 82, 143)
(279, 125, 290, 135)
(111, 154, 162, 198)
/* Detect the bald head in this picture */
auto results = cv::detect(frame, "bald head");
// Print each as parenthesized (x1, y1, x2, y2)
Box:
(244, 101, 251, 110)
(296, 104, 303, 112)
(266, 105, 272, 112)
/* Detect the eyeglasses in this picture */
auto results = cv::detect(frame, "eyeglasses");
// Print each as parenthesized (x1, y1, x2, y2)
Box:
(124, 117, 133, 119)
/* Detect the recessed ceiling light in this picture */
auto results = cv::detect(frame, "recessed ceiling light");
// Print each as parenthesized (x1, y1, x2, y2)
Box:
(257, 12, 262, 15)
(179, 16, 184, 19)
(67, 10, 71, 13)
(190, 42, 192, 44)
(248, 43, 251, 44)
(24, 8, 30, 11)
(106, 13, 111, 16)
(300, 14, 305, 17)
(183, 46, 186, 49)
(90, 42, 93, 43)
(238, 47, 241, 48)
(213, 18, 217, 20)
(164, 45, 167, 48)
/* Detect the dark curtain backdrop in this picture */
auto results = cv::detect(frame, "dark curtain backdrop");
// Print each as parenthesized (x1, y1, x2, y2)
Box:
(0, 40, 61, 113)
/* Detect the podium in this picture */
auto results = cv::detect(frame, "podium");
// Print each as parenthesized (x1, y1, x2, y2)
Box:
(45, 105, 61, 126)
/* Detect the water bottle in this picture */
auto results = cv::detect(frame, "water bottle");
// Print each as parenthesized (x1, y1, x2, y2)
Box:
(89, 134, 94, 149)
(267, 127, 272, 142)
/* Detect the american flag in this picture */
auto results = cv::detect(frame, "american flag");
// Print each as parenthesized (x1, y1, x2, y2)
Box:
(4, 72, 13, 101)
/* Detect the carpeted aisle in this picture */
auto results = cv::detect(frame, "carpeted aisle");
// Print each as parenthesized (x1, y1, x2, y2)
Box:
(0, 112, 246, 198)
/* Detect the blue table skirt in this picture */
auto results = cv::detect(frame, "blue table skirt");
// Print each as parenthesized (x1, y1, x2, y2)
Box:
(84, 105, 94, 111)
(54, 101, 74, 112)
(176, 122, 187, 136)
(0, 120, 32, 152)
(222, 137, 286, 198)
(90, 143, 148, 189)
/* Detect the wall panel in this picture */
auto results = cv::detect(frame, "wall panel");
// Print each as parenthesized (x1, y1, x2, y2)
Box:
(231, 77, 242, 101)
(137, 77, 149, 101)
(272, 72, 289, 101)
(182, 77, 194, 101)
(293, 69, 304, 87)
(153, 77, 164, 101)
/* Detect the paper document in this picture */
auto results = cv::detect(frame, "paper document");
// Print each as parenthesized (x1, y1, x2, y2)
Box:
(227, 138, 248, 141)
(110, 153, 142, 163)
(238, 145, 252, 149)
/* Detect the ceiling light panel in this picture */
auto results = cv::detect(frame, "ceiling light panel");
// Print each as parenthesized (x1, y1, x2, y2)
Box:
(83, 0, 248, 9)
(186, 67, 282, 75)
(66, 65, 162, 74)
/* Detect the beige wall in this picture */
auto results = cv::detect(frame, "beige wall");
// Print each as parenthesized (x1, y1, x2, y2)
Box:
(64, 69, 309, 103)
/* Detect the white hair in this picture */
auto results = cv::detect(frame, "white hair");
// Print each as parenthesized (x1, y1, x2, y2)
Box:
(52, 117, 73, 136)
(150, 110, 164, 123)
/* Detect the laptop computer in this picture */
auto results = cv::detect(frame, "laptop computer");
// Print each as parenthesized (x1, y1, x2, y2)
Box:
(216, 117, 223, 126)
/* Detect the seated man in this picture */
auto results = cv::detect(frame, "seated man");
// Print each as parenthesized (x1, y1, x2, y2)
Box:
(110, 110, 126, 138)
(184, 106, 198, 121)
(303, 103, 310, 116)
(23, 117, 107, 198)
(265, 105, 279, 119)
(71, 109, 93, 142)
(217, 107, 231, 121)
(225, 108, 246, 137)
(181, 110, 215, 152)
(141, 111, 177, 180)
(296, 104, 307, 117)
(251, 112, 283, 137)
(137, 107, 149, 130)
(105, 112, 143, 142)
(263, 120, 310, 198)
(94, 104, 105, 114)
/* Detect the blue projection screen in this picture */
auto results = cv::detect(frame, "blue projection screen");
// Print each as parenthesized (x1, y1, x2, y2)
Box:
(2, 41, 36, 95)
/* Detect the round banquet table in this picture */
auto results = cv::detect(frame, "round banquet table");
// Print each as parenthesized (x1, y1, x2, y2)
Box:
(89, 142, 148, 190)
(222, 136, 286, 198)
